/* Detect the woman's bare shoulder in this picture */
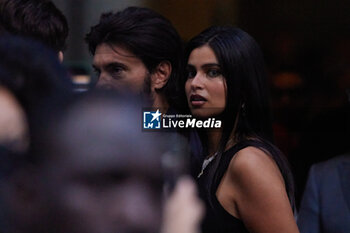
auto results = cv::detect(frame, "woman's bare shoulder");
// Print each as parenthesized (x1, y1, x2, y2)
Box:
(222, 146, 298, 233)
(226, 146, 285, 193)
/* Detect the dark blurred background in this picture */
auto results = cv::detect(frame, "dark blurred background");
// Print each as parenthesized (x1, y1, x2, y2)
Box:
(53, 0, 350, 207)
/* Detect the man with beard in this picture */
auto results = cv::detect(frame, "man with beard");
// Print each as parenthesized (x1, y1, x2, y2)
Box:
(85, 7, 203, 179)
(85, 7, 184, 112)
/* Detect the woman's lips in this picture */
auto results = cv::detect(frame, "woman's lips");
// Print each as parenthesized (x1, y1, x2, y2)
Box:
(190, 94, 206, 107)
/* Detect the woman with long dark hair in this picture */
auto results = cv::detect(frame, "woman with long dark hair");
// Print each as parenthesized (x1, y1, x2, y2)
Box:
(184, 26, 299, 233)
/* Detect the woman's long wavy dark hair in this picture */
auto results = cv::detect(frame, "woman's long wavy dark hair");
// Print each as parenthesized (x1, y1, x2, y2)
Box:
(183, 26, 296, 211)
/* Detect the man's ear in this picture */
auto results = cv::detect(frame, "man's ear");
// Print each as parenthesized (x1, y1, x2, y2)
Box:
(151, 61, 172, 90)
(58, 51, 64, 63)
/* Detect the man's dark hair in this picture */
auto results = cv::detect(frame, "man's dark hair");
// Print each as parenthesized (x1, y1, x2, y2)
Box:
(0, 0, 68, 52)
(85, 7, 183, 108)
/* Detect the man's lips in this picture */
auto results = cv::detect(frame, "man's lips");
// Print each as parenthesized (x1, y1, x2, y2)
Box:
(190, 94, 206, 107)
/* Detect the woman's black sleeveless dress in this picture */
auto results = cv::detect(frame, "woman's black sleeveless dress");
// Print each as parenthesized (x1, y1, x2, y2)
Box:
(197, 140, 276, 233)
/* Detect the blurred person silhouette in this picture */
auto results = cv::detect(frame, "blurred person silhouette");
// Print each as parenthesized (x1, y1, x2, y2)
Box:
(1, 91, 163, 233)
(0, 37, 73, 228)
(297, 153, 350, 233)
(0, 35, 74, 162)
(0, 90, 204, 233)
(85, 6, 183, 112)
(0, 35, 73, 123)
(182, 26, 298, 233)
(0, 0, 69, 62)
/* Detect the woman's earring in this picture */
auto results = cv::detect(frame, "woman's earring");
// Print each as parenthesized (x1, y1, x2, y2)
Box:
(241, 103, 246, 117)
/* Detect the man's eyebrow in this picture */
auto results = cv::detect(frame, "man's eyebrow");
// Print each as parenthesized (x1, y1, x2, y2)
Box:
(106, 62, 127, 70)
(92, 62, 127, 70)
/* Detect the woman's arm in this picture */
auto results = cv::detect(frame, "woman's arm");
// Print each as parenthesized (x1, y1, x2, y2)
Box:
(217, 146, 299, 233)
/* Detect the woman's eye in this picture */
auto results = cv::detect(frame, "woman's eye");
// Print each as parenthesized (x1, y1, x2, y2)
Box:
(207, 69, 221, 77)
(187, 70, 197, 79)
